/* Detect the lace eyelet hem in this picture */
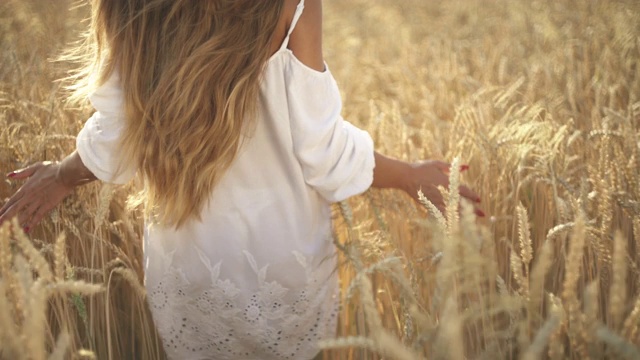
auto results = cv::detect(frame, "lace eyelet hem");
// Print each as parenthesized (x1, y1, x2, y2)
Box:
(146, 251, 340, 360)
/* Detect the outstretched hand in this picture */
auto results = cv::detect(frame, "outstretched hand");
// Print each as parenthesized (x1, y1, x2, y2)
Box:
(371, 153, 484, 218)
(0, 162, 74, 232)
(403, 160, 484, 218)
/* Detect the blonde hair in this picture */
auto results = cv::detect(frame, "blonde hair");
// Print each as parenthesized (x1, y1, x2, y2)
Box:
(67, 0, 285, 227)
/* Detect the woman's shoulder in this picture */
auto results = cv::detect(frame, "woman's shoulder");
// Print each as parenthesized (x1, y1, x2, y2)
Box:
(288, 0, 324, 73)
(270, 0, 303, 56)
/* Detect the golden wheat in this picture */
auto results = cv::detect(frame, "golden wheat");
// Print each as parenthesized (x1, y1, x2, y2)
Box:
(1, 0, 640, 358)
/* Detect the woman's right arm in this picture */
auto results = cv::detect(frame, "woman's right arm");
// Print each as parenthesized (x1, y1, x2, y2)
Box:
(287, 0, 483, 215)
(0, 150, 97, 232)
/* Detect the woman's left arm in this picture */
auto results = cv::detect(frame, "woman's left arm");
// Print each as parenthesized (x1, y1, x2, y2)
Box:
(0, 151, 97, 232)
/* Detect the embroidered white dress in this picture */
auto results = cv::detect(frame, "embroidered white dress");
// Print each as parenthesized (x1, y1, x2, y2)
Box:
(76, 1, 375, 359)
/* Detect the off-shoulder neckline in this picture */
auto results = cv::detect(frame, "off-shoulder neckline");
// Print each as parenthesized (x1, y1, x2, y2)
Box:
(268, 48, 329, 77)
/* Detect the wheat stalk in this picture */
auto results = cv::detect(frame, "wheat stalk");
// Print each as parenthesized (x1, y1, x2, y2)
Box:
(528, 238, 553, 330)
(609, 230, 627, 331)
(522, 295, 563, 360)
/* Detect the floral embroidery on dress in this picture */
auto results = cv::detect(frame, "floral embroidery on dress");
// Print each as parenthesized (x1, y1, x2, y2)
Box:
(146, 250, 340, 360)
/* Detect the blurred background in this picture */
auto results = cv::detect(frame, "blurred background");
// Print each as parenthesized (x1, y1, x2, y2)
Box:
(1, 0, 639, 359)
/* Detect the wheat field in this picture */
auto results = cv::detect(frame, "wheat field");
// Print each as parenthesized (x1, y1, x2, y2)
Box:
(1, 0, 639, 359)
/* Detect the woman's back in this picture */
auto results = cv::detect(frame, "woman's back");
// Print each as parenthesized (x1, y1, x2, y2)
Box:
(0, 0, 483, 358)
(77, 0, 375, 358)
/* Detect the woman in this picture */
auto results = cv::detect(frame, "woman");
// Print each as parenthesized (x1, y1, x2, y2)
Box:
(0, 0, 482, 358)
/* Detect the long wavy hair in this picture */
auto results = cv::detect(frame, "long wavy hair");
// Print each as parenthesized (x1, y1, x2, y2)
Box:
(67, 0, 285, 227)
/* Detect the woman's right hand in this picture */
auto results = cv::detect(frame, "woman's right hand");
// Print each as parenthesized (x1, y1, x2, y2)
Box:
(403, 160, 484, 218)
(0, 161, 75, 232)
(371, 152, 484, 218)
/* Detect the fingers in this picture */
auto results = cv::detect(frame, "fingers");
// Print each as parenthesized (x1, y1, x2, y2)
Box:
(431, 168, 480, 203)
(24, 203, 52, 232)
(0, 200, 10, 218)
(459, 185, 484, 217)
(18, 200, 41, 228)
(463, 203, 485, 218)
(432, 161, 451, 173)
(417, 190, 485, 219)
(0, 203, 16, 225)
(0, 188, 24, 214)
(0, 183, 28, 219)
(433, 161, 471, 174)
(459, 185, 481, 203)
(1, 163, 42, 216)
(0, 192, 56, 232)
(0, 202, 30, 230)
(415, 160, 483, 218)
(0, 192, 30, 226)
(1, 161, 70, 232)
(7, 162, 43, 180)
(0, 193, 22, 221)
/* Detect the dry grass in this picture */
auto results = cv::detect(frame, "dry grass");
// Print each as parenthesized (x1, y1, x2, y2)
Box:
(1, 0, 639, 358)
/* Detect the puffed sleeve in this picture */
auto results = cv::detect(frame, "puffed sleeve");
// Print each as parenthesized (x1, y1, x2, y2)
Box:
(76, 71, 137, 184)
(286, 58, 375, 202)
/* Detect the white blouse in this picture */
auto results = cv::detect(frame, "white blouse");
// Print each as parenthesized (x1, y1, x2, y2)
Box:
(76, 1, 375, 359)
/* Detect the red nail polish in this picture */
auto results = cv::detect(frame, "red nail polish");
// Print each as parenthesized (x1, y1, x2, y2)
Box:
(23, 227, 30, 234)
(461, 165, 470, 172)
(476, 197, 482, 203)
(7, 172, 16, 178)
(477, 210, 485, 217)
